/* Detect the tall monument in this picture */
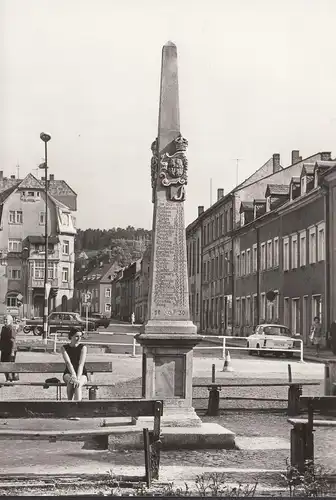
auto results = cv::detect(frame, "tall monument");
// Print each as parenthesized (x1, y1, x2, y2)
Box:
(136, 41, 202, 428)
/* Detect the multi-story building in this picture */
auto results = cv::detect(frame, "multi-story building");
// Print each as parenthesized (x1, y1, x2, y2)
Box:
(74, 261, 120, 317)
(0, 171, 77, 318)
(234, 155, 336, 345)
(186, 150, 333, 336)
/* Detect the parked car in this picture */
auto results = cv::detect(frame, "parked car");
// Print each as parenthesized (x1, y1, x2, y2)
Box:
(23, 312, 96, 336)
(81, 313, 110, 329)
(246, 323, 299, 358)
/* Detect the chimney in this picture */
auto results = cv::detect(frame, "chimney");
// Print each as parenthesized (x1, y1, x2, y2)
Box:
(321, 152, 331, 161)
(49, 174, 54, 181)
(0, 171, 3, 181)
(198, 206, 204, 217)
(217, 188, 224, 201)
(10, 175, 15, 179)
(272, 153, 281, 172)
(291, 150, 302, 164)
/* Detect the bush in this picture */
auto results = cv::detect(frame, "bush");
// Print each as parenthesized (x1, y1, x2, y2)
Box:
(282, 458, 330, 497)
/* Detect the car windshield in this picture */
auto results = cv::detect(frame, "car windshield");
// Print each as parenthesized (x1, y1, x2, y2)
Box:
(263, 326, 291, 336)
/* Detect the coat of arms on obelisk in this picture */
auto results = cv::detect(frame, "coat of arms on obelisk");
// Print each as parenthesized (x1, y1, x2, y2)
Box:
(159, 134, 188, 202)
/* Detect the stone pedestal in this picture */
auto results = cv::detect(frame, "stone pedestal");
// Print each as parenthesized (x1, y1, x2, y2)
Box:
(137, 333, 202, 427)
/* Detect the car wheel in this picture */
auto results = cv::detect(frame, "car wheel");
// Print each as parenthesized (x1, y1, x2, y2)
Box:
(33, 326, 43, 336)
(23, 326, 31, 334)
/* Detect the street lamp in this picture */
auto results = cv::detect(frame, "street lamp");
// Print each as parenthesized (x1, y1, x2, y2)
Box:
(40, 132, 51, 343)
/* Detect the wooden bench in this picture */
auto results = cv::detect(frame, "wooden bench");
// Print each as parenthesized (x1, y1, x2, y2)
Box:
(0, 362, 113, 400)
(288, 396, 336, 474)
(0, 399, 163, 487)
(194, 381, 320, 417)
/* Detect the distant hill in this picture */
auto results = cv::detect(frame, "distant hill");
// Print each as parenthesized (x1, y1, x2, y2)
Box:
(74, 227, 151, 282)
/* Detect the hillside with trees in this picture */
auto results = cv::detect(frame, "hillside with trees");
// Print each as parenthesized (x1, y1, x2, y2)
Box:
(74, 227, 151, 282)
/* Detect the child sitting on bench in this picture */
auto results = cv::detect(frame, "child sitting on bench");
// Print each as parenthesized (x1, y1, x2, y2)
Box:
(61, 328, 88, 406)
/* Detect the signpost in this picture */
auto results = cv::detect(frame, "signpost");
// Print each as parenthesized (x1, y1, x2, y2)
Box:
(81, 292, 91, 334)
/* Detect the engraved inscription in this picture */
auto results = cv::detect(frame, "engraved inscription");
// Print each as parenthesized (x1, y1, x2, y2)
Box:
(154, 356, 185, 399)
(150, 199, 189, 319)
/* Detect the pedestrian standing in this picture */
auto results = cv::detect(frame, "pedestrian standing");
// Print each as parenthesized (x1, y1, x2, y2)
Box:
(0, 314, 18, 381)
(310, 316, 323, 356)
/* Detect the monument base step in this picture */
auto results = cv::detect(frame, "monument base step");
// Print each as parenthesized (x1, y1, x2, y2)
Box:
(106, 423, 236, 450)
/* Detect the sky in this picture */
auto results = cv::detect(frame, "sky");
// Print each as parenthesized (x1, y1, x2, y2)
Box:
(1, 0, 336, 230)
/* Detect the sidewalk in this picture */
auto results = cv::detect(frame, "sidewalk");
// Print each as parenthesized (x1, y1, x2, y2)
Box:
(301, 345, 336, 363)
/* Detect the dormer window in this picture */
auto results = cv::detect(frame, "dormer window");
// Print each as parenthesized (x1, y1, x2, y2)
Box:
(301, 176, 306, 194)
(266, 196, 271, 212)
(240, 212, 245, 226)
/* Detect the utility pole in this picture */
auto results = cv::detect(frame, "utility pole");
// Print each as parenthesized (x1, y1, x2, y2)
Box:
(40, 133, 51, 344)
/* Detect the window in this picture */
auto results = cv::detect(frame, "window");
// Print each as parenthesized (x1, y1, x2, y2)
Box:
(260, 243, 266, 271)
(274, 292, 279, 321)
(267, 240, 273, 269)
(246, 296, 251, 324)
(235, 298, 241, 325)
(241, 251, 245, 276)
(105, 288, 111, 298)
(105, 303, 111, 312)
(8, 268, 21, 280)
(9, 210, 23, 224)
(291, 234, 298, 269)
(301, 176, 306, 194)
(299, 231, 307, 266)
(246, 249, 251, 275)
(317, 222, 325, 261)
(283, 237, 289, 271)
(292, 298, 300, 334)
(34, 261, 44, 279)
(62, 267, 69, 282)
(284, 297, 290, 327)
(273, 237, 279, 267)
(260, 293, 266, 321)
(240, 212, 245, 226)
(8, 239, 22, 252)
(39, 212, 45, 225)
(266, 196, 271, 212)
(309, 227, 316, 264)
(62, 240, 70, 255)
(236, 254, 240, 277)
(6, 295, 19, 307)
(312, 295, 322, 323)
(266, 299, 273, 322)
(27, 191, 35, 197)
(252, 244, 257, 272)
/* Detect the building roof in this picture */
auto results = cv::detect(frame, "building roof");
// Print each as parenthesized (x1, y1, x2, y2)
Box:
(265, 184, 290, 196)
(301, 163, 315, 176)
(290, 177, 300, 185)
(0, 185, 17, 204)
(253, 199, 266, 205)
(240, 201, 254, 212)
(79, 262, 119, 285)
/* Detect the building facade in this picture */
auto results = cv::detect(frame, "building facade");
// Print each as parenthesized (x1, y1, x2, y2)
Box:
(74, 261, 120, 317)
(234, 156, 336, 344)
(186, 150, 334, 339)
(0, 171, 77, 318)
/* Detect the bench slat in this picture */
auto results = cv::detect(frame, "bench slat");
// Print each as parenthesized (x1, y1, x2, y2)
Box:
(0, 382, 115, 387)
(0, 428, 115, 440)
(0, 363, 113, 373)
(0, 400, 163, 419)
(193, 382, 320, 388)
(300, 396, 336, 413)
(288, 418, 336, 427)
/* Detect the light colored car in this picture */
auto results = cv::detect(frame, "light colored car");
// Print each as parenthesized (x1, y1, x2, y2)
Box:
(246, 323, 297, 358)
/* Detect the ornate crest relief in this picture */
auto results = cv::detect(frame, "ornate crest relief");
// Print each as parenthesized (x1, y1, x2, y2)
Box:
(159, 134, 188, 202)
(150, 138, 158, 203)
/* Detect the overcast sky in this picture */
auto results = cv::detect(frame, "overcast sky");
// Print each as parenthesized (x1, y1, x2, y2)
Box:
(1, 0, 336, 230)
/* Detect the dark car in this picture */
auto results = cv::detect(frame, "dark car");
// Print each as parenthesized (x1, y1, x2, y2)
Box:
(24, 312, 96, 336)
(81, 313, 110, 329)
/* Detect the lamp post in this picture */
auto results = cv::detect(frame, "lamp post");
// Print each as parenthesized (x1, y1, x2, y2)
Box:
(40, 132, 51, 343)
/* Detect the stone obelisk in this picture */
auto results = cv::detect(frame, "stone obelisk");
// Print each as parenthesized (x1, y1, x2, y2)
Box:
(136, 41, 202, 428)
